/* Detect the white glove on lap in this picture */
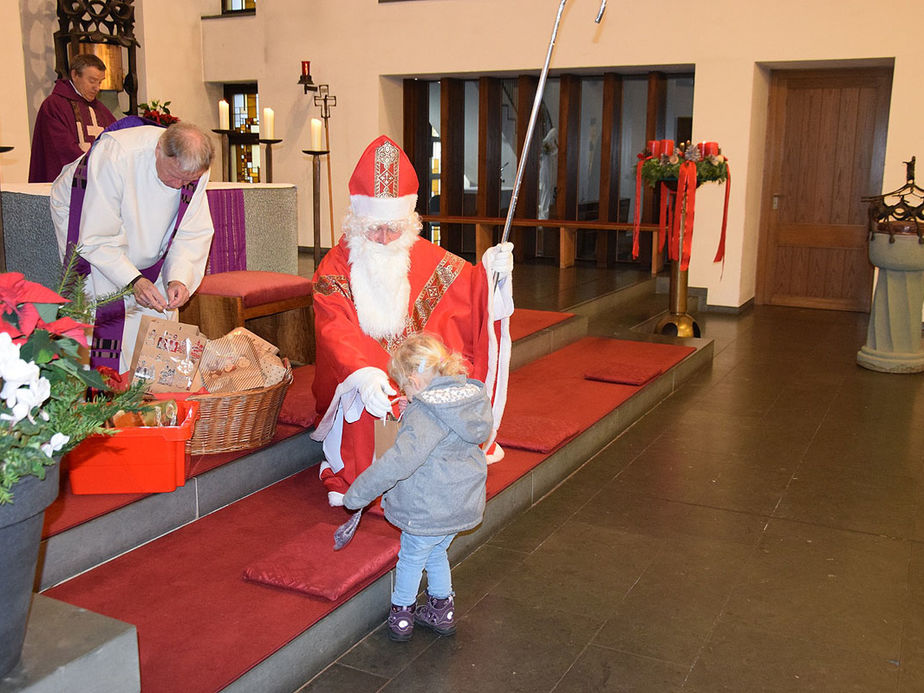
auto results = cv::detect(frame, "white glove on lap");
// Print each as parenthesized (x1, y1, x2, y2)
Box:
(348, 366, 396, 419)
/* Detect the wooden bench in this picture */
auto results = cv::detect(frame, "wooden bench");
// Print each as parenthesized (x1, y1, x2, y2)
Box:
(180, 270, 314, 364)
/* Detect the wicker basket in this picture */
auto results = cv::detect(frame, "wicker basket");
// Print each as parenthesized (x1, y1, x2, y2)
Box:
(187, 366, 293, 455)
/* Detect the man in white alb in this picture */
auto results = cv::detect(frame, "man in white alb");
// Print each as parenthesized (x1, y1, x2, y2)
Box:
(49, 120, 215, 372)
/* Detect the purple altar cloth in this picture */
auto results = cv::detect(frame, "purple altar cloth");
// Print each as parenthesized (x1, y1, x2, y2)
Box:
(206, 188, 247, 274)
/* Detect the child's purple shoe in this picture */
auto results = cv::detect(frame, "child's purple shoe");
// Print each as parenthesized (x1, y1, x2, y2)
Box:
(387, 604, 415, 641)
(414, 594, 456, 636)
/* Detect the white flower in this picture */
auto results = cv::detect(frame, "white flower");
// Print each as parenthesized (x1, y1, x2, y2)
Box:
(0, 354, 50, 424)
(40, 432, 70, 457)
(0, 331, 20, 362)
(16, 376, 51, 411)
(0, 357, 40, 406)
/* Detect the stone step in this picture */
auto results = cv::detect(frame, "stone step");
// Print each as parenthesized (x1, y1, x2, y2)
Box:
(0, 595, 139, 693)
(38, 431, 321, 592)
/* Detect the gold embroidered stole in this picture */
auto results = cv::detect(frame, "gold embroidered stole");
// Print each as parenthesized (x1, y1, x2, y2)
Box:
(314, 251, 465, 353)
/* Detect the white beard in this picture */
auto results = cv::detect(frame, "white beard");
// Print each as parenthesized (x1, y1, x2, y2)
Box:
(347, 232, 417, 340)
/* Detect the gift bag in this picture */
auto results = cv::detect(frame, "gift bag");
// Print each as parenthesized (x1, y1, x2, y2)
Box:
(374, 416, 399, 460)
(130, 316, 207, 394)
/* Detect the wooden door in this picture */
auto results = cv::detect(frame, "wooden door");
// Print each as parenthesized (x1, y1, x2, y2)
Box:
(757, 68, 892, 311)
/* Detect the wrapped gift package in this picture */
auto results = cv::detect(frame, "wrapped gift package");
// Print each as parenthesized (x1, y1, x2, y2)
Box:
(65, 400, 200, 494)
(199, 332, 265, 393)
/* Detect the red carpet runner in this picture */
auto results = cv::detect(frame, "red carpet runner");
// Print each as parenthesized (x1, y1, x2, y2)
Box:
(45, 337, 694, 692)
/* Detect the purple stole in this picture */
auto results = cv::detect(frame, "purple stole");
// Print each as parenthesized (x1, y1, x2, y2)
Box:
(65, 117, 198, 370)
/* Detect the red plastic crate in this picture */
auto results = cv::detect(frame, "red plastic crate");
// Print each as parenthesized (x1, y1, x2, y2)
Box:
(65, 401, 200, 495)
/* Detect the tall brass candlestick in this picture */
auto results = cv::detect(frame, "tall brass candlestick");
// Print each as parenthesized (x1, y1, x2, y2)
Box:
(303, 148, 330, 268)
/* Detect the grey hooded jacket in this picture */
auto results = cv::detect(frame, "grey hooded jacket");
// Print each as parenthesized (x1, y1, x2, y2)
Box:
(343, 375, 493, 536)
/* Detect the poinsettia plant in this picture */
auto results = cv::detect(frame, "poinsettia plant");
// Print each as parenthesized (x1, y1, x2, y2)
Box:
(0, 272, 143, 504)
(138, 99, 179, 126)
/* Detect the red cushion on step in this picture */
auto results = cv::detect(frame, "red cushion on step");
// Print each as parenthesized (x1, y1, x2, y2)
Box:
(195, 271, 312, 308)
(496, 414, 581, 453)
(277, 365, 317, 428)
(242, 523, 400, 601)
(584, 362, 663, 386)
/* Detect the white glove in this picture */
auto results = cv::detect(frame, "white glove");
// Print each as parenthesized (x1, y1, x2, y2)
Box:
(488, 241, 514, 280)
(347, 366, 396, 419)
(482, 242, 515, 320)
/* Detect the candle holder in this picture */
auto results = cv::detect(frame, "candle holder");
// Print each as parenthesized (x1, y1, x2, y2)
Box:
(258, 138, 282, 183)
(314, 85, 338, 247)
(0, 145, 11, 272)
(211, 129, 233, 182)
(303, 149, 330, 268)
(655, 189, 701, 338)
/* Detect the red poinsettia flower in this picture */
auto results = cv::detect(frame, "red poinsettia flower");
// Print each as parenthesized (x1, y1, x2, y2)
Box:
(0, 315, 23, 340)
(12, 303, 41, 341)
(0, 273, 67, 317)
(40, 316, 92, 348)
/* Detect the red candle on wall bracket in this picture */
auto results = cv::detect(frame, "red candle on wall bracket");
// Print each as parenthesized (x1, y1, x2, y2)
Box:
(301, 61, 311, 76)
(661, 139, 674, 156)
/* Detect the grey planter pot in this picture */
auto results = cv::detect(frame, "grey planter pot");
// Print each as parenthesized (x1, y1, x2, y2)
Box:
(0, 463, 60, 678)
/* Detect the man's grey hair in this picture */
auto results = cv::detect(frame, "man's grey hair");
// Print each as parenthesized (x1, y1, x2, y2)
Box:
(158, 122, 215, 175)
(70, 54, 107, 75)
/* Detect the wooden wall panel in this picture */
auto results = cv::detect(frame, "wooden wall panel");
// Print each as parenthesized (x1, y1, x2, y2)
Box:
(514, 75, 540, 260)
(477, 77, 502, 258)
(403, 79, 431, 218)
(555, 73, 582, 266)
(596, 72, 623, 267)
(440, 77, 465, 253)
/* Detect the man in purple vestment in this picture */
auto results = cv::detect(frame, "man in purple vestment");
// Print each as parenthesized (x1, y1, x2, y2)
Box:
(29, 54, 117, 183)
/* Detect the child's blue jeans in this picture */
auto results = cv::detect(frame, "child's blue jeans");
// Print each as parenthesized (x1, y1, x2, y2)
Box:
(392, 531, 456, 606)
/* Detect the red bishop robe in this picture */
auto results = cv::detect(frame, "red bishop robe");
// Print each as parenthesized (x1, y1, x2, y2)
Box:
(311, 236, 495, 495)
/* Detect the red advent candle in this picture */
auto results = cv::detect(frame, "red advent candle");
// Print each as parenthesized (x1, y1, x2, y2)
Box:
(301, 61, 311, 76)
(661, 140, 674, 156)
(648, 140, 661, 157)
(703, 141, 719, 157)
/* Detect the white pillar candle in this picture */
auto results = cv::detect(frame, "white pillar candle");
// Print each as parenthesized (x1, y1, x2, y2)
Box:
(218, 100, 230, 130)
(310, 118, 323, 151)
(262, 107, 275, 139)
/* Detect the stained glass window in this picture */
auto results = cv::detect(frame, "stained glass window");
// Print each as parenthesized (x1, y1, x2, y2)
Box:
(223, 83, 261, 183)
(223, 0, 255, 13)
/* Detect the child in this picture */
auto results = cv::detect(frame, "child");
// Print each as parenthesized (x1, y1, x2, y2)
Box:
(343, 332, 493, 642)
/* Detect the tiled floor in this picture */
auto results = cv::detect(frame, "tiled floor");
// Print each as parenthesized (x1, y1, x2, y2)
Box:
(298, 253, 924, 692)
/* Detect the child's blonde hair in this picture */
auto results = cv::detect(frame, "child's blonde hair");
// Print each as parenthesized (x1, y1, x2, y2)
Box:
(388, 332, 468, 391)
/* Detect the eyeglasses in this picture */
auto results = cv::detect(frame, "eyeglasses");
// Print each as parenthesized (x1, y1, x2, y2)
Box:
(368, 222, 404, 235)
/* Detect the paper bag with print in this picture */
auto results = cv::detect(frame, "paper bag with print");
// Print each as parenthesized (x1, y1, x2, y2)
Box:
(130, 316, 207, 394)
